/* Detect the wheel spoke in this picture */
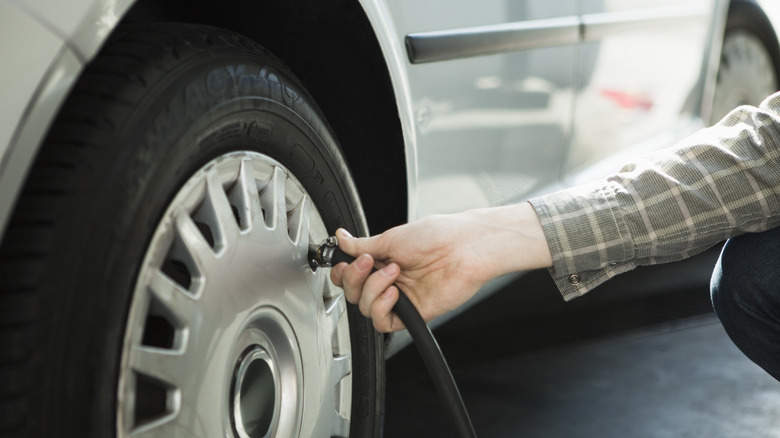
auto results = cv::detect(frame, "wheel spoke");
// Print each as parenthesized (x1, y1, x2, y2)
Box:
(147, 269, 197, 328)
(324, 293, 346, 332)
(329, 354, 352, 438)
(259, 166, 288, 231)
(129, 346, 188, 389)
(173, 211, 212, 283)
(288, 194, 311, 247)
(231, 159, 263, 231)
(203, 168, 240, 251)
(329, 354, 351, 388)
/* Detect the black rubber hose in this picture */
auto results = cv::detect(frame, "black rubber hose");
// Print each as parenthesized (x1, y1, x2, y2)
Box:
(328, 248, 478, 438)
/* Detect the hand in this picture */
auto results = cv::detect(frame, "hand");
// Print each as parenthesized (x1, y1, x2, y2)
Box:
(330, 202, 553, 332)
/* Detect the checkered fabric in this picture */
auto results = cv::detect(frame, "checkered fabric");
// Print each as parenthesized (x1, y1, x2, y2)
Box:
(529, 91, 780, 301)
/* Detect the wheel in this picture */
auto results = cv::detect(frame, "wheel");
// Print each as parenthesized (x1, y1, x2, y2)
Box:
(0, 23, 383, 438)
(710, 1, 780, 124)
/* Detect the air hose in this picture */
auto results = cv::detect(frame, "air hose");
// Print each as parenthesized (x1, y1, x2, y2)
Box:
(310, 236, 477, 438)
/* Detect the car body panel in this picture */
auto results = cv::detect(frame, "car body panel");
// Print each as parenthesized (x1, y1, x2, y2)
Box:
(389, 1, 578, 218)
(8, 0, 134, 61)
(566, 1, 713, 179)
(564, 0, 730, 187)
(0, 2, 62, 165)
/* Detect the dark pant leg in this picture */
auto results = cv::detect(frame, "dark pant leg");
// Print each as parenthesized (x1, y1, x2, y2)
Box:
(711, 227, 780, 382)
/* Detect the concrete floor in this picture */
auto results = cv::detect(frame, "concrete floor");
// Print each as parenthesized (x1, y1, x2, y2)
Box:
(384, 259, 780, 438)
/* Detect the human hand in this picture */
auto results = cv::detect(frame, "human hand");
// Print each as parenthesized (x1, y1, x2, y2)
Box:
(330, 202, 552, 332)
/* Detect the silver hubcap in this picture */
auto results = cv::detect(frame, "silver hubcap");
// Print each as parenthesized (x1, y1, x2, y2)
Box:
(118, 152, 353, 437)
(711, 30, 778, 124)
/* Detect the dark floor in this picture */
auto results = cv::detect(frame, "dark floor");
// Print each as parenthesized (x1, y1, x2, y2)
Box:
(384, 254, 780, 438)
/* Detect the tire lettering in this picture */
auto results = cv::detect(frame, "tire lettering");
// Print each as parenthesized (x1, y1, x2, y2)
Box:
(259, 66, 302, 107)
(184, 81, 207, 113)
(291, 144, 324, 185)
(325, 191, 345, 230)
(225, 65, 246, 89)
(216, 122, 246, 142)
(312, 169, 323, 186)
(206, 67, 232, 95)
(247, 121, 273, 138)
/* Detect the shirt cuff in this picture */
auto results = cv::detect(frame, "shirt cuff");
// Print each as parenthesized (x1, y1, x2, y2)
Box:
(528, 179, 636, 300)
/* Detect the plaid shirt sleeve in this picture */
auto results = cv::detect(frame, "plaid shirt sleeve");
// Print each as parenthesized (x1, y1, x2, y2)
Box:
(528, 91, 780, 301)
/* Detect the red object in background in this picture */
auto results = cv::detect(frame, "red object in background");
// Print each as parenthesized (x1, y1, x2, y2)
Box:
(601, 89, 654, 110)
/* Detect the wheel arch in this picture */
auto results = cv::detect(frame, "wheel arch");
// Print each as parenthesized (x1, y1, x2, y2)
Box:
(1, 0, 409, 241)
(120, 0, 409, 235)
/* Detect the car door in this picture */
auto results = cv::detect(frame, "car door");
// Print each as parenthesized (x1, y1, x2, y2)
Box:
(565, 0, 715, 182)
(386, 0, 579, 218)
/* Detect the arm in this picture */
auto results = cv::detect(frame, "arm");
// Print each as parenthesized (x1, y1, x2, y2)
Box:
(335, 91, 780, 332)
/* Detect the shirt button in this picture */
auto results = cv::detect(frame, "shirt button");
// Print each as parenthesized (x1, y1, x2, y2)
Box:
(568, 274, 582, 285)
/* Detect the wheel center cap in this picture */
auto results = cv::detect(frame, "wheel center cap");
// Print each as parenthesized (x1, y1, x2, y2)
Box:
(232, 346, 277, 438)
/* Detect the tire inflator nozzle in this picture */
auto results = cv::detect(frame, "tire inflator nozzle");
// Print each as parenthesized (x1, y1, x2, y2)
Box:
(308, 235, 348, 269)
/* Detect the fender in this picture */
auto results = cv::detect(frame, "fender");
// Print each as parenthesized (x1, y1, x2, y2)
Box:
(0, 0, 136, 237)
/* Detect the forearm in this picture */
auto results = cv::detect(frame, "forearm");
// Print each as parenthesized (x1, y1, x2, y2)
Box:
(457, 202, 553, 278)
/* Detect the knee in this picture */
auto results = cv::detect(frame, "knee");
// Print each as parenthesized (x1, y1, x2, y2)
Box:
(710, 230, 780, 382)
(710, 230, 780, 326)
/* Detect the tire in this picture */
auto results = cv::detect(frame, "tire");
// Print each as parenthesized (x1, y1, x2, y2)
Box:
(0, 23, 383, 438)
(710, 0, 780, 124)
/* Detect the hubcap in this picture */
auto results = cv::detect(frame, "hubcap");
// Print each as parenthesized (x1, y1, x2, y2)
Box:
(118, 152, 353, 437)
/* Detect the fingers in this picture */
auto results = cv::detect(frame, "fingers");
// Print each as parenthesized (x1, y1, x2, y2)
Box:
(357, 263, 400, 320)
(370, 285, 405, 332)
(329, 253, 403, 332)
(330, 253, 373, 302)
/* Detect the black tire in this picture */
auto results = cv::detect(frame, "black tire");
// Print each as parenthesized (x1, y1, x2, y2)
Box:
(0, 23, 383, 437)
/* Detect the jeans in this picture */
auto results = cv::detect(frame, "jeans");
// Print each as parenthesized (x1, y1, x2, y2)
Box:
(711, 227, 780, 382)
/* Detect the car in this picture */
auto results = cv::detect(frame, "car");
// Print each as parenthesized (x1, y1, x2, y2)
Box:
(1, 0, 778, 437)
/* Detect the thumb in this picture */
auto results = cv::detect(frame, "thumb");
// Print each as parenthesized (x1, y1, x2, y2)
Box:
(336, 228, 385, 259)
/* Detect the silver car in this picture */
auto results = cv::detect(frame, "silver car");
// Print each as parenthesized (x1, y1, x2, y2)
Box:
(1, 0, 777, 437)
